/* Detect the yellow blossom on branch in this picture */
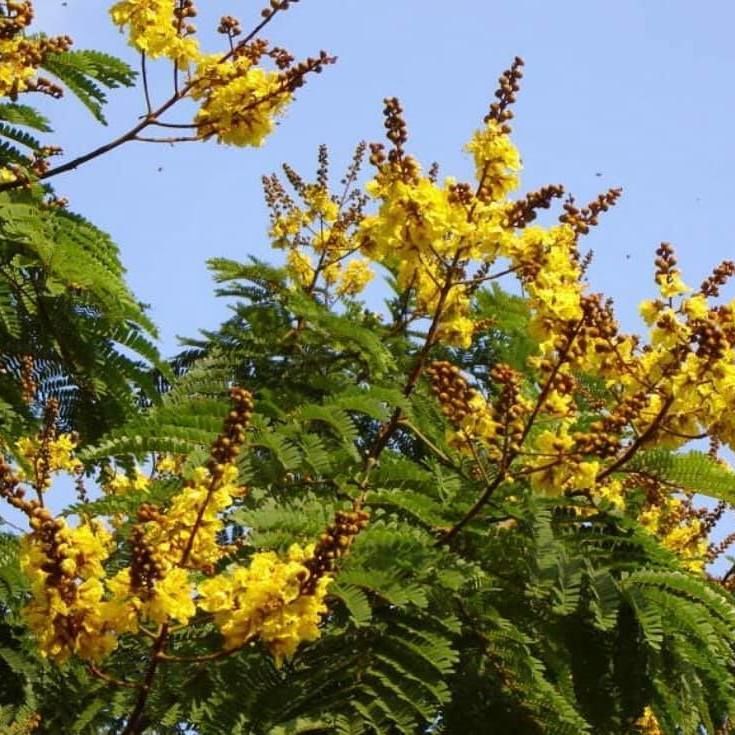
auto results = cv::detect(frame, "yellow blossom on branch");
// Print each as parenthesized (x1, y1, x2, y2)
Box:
(198, 544, 331, 665)
(109, 0, 201, 67)
(191, 54, 292, 147)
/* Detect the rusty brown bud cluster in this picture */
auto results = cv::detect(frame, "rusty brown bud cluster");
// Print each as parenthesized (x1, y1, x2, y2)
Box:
(700, 260, 735, 299)
(277, 50, 335, 93)
(261, 0, 300, 19)
(559, 188, 622, 236)
(447, 181, 474, 207)
(173, 0, 197, 35)
(368, 98, 421, 184)
(484, 56, 524, 134)
(505, 184, 565, 229)
(130, 504, 166, 594)
(0, 457, 29, 514)
(426, 361, 478, 425)
(29, 506, 76, 604)
(690, 318, 729, 362)
(217, 14, 241, 37)
(654, 242, 678, 283)
(31, 399, 62, 492)
(0, 1, 34, 38)
(206, 387, 254, 478)
(489, 363, 525, 452)
(383, 96, 408, 151)
(302, 508, 370, 594)
(20, 354, 36, 404)
(573, 392, 648, 458)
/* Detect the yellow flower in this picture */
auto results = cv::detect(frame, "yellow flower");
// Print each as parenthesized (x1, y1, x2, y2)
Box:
(465, 119, 522, 202)
(639, 299, 662, 326)
(682, 293, 709, 320)
(15, 434, 83, 480)
(104, 468, 149, 495)
(336, 258, 374, 297)
(596, 479, 626, 510)
(287, 248, 315, 289)
(198, 546, 331, 665)
(656, 270, 689, 298)
(144, 568, 196, 624)
(192, 55, 292, 147)
(109, 0, 201, 67)
(304, 186, 339, 222)
(635, 707, 663, 735)
(156, 454, 182, 475)
(138, 462, 244, 572)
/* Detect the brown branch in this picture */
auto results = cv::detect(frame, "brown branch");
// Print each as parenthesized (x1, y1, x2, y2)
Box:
(438, 318, 585, 544)
(155, 642, 247, 664)
(597, 395, 674, 481)
(360, 251, 464, 474)
(141, 52, 152, 114)
(133, 135, 202, 144)
(87, 664, 142, 690)
(120, 624, 170, 735)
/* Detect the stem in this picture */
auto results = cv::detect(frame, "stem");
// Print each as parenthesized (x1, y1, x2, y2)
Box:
(438, 468, 507, 545)
(439, 318, 586, 543)
(88, 664, 141, 690)
(362, 252, 463, 471)
(141, 53, 152, 114)
(120, 626, 169, 735)
(596, 395, 673, 481)
(399, 418, 457, 470)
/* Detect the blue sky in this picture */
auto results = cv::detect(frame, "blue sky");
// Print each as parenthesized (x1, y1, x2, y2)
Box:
(33, 1, 735, 352)
(17, 2, 735, 558)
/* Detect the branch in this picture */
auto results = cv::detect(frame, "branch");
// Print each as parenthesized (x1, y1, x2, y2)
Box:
(87, 664, 142, 690)
(596, 395, 674, 481)
(0, 7, 283, 193)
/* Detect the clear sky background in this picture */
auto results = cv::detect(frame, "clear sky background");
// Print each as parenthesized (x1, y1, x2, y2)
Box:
(33, 0, 735, 353)
(19, 2, 735, 560)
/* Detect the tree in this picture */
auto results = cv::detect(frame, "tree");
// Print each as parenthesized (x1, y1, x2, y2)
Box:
(2, 2, 735, 734)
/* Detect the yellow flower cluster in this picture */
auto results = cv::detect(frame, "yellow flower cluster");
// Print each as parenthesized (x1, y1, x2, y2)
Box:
(141, 463, 245, 572)
(20, 518, 124, 662)
(630, 291, 735, 451)
(507, 224, 584, 335)
(268, 171, 375, 298)
(336, 257, 374, 297)
(107, 566, 195, 626)
(0, 2, 71, 100)
(635, 707, 663, 735)
(0, 167, 18, 183)
(109, 0, 200, 67)
(5, 387, 342, 667)
(639, 496, 707, 572)
(465, 119, 522, 203)
(19, 461, 244, 660)
(108, 3, 329, 150)
(287, 248, 315, 289)
(191, 54, 292, 147)
(156, 453, 183, 474)
(0, 37, 36, 98)
(198, 543, 331, 665)
(103, 467, 150, 495)
(357, 110, 532, 347)
(15, 433, 82, 484)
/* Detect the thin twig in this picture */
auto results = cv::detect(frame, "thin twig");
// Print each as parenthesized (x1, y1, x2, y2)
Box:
(141, 52, 152, 114)
(88, 664, 142, 690)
